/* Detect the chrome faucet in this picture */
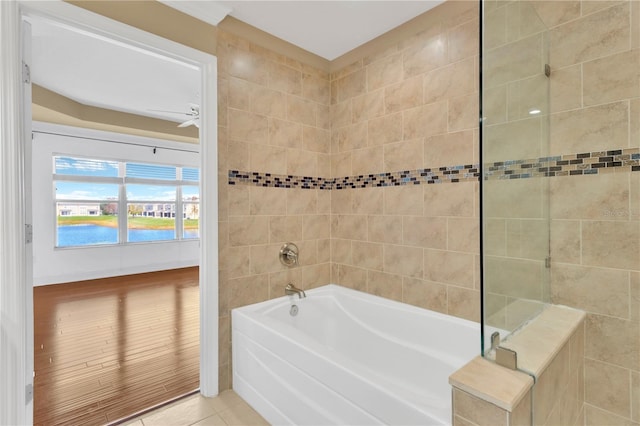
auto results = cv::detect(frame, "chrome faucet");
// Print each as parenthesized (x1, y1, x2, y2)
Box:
(285, 283, 306, 299)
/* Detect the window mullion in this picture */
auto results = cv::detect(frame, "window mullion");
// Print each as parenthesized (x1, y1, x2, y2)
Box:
(176, 185, 183, 240)
(125, 177, 184, 186)
(118, 163, 127, 244)
(53, 174, 121, 184)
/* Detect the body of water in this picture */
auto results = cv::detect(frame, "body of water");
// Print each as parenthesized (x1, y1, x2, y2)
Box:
(57, 224, 198, 247)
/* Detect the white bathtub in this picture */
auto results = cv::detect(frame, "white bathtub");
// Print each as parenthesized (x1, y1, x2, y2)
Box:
(232, 284, 481, 426)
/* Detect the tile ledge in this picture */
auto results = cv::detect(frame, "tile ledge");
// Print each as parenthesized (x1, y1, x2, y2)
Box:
(449, 356, 534, 412)
(500, 305, 585, 378)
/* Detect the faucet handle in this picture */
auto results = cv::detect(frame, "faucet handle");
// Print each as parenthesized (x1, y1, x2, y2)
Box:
(279, 243, 299, 267)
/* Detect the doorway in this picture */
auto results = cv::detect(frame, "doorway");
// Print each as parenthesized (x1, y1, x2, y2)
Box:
(0, 2, 219, 423)
(30, 120, 203, 422)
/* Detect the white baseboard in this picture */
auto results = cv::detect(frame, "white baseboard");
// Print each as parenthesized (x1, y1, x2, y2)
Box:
(33, 258, 198, 286)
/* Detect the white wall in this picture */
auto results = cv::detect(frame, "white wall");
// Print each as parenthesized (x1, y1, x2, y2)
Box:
(32, 123, 200, 285)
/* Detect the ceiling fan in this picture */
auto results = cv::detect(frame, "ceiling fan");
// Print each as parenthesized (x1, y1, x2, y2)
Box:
(148, 103, 200, 128)
(178, 104, 199, 128)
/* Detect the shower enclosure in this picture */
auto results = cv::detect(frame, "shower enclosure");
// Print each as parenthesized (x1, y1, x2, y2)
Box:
(480, 1, 551, 361)
(482, 2, 639, 423)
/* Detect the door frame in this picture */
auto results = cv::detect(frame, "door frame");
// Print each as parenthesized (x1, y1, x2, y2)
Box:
(0, 2, 32, 424)
(1, 2, 219, 422)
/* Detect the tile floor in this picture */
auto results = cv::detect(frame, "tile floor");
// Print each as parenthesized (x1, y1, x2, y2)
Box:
(122, 390, 269, 426)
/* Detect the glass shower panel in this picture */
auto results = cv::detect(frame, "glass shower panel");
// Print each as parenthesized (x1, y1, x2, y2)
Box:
(481, 1, 551, 357)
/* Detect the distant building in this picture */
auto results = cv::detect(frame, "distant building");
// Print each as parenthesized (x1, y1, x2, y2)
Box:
(57, 204, 100, 216)
(57, 201, 199, 219)
(139, 203, 175, 218)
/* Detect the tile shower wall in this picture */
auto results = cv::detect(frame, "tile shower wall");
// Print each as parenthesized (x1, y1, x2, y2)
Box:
(484, 1, 640, 425)
(218, 9, 640, 424)
(533, 2, 639, 425)
(218, 1, 480, 390)
(217, 29, 332, 389)
(485, 1, 640, 424)
(328, 1, 481, 320)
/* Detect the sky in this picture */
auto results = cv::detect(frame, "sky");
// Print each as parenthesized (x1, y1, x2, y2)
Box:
(55, 157, 199, 202)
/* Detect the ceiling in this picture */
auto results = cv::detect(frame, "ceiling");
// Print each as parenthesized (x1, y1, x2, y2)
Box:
(167, 1, 444, 60)
(30, 16, 201, 124)
(31, 1, 444, 125)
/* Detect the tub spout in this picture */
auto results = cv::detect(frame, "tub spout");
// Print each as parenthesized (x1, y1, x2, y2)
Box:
(285, 283, 306, 299)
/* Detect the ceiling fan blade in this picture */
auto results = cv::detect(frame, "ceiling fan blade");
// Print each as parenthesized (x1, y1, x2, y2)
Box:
(177, 120, 194, 128)
(178, 118, 199, 128)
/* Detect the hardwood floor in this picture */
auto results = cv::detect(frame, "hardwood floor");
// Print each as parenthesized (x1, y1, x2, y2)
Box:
(33, 267, 200, 425)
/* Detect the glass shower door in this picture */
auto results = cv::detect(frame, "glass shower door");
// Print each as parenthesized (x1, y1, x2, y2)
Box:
(480, 0, 551, 358)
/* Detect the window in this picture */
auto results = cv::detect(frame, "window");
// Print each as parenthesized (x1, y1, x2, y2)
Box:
(127, 184, 176, 242)
(55, 181, 120, 247)
(53, 155, 199, 248)
(55, 156, 119, 178)
(182, 185, 200, 239)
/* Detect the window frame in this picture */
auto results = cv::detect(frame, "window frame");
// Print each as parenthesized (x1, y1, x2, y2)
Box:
(53, 154, 200, 249)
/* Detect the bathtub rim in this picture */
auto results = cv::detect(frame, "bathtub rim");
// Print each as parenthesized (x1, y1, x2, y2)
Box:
(235, 283, 479, 329)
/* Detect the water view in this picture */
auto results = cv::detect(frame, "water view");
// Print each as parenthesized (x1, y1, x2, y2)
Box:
(57, 224, 199, 247)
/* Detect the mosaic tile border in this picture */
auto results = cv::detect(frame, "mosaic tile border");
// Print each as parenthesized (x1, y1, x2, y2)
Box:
(333, 165, 480, 189)
(228, 147, 640, 190)
(228, 164, 481, 190)
(485, 147, 640, 180)
(228, 171, 334, 190)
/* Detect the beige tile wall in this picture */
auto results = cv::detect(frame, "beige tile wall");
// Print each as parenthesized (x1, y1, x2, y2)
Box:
(452, 388, 510, 426)
(451, 388, 533, 426)
(218, 0, 481, 391)
(450, 355, 534, 426)
(533, 322, 585, 426)
(539, 1, 640, 424)
(217, 29, 332, 390)
(328, 0, 481, 320)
